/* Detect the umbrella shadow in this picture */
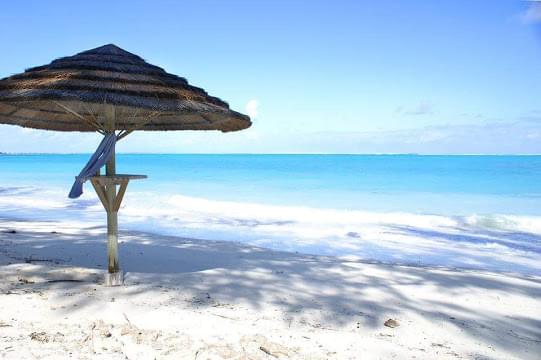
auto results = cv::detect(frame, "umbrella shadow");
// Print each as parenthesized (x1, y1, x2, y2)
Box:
(1, 224, 540, 357)
(384, 224, 541, 254)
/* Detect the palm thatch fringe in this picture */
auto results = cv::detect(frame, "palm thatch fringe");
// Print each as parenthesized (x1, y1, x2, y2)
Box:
(0, 44, 251, 132)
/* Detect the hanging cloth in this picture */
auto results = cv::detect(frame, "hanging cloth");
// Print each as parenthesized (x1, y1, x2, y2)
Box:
(68, 133, 117, 199)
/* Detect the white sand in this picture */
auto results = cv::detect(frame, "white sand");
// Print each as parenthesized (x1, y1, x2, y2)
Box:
(2, 188, 540, 276)
(1, 218, 540, 359)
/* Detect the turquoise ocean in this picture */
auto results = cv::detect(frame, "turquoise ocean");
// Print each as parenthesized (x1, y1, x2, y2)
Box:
(1, 154, 540, 215)
(1, 154, 540, 275)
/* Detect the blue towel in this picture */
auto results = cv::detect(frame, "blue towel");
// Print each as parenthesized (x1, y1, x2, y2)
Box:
(68, 133, 117, 199)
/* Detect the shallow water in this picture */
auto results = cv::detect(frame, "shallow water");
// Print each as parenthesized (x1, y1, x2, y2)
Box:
(1, 154, 540, 215)
(1, 154, 540, 275)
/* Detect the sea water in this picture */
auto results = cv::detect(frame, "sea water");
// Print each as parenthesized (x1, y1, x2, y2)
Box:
(1, 154, 540, 275)
(1, 154, 540, 215)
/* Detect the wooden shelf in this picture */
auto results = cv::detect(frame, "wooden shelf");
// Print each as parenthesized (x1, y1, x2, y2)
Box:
(90, 174, 147, 185)
(89, 174, 147, 213)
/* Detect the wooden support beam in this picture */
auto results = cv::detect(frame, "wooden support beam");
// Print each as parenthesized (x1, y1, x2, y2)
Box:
(87, 105, 147, 286)
(53, 101, 106, 134)
(104, 105, 121, 285)
(117, 110, 161, 141)
(113, 179, 129, 212)
(90, 179, 110, 212)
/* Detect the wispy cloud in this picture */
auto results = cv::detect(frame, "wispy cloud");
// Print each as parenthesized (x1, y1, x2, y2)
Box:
(3, 118, 540, 155)
(0, 125, 99, 153)
(520, 110, 541, 122)
(232, 118, 541, 154)
(521, 1, 541, 24)
(245, 99, 259, 119)
(312, 119, 541, 154)
(396, 101, 434, 116)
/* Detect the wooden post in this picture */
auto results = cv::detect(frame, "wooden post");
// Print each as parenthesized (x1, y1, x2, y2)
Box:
(85, 107, 147, 286)
(104, 105, 123, 286)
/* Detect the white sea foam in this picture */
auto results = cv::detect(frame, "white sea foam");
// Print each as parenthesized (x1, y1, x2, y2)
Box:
(0, 185, 540, 275)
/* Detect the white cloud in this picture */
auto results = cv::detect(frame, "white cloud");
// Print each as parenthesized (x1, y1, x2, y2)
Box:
(322, 119, 541, 154)
(3, 118, 541, 155)
(417, 130, 447, 143)
(396, 101, 434, 116)
(522, 1, 541, 23)
(245, 99, 259, 119)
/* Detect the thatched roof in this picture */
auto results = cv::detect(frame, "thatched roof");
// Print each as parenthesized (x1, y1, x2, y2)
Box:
(0, 44, 251, 132)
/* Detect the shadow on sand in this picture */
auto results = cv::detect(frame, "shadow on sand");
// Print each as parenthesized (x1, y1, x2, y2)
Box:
(1, 221, 540, 357)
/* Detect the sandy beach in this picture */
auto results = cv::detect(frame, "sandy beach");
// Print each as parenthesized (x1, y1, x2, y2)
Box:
(1, 218, 540, 359)
(1, 1, 541, 358)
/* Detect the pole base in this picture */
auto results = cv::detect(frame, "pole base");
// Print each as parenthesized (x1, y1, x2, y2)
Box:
(104, 271, 124, 286)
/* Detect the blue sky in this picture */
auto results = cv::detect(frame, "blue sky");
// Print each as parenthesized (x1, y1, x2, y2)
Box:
(0, 0, 540, 154)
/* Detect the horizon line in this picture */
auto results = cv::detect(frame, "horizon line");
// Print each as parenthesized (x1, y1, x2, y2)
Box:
(1, 152, 541, 156)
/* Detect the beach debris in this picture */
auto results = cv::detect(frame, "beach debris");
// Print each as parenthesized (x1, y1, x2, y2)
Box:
(243, 335, 292, 358)
(259, 345, 278, 358)
(211, 302, 234, 309)
(119, 313, 147, 343)
(46, 279, 84, 283)
(30, 331, 49, 342)
(120, 325, 131, 336)
(189, 292, 216, 306)
(384, 319, 400, 328)
(23, 256, 62, 264)
(90, 320, 113, 339)
(52, 332, 65, 342)
(123, 312, 132, 326)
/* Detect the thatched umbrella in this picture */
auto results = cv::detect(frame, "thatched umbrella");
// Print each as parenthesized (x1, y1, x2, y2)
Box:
(0, 44, 251, 285)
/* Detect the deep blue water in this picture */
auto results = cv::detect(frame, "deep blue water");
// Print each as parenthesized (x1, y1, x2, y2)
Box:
(1, 154, 541, 215)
